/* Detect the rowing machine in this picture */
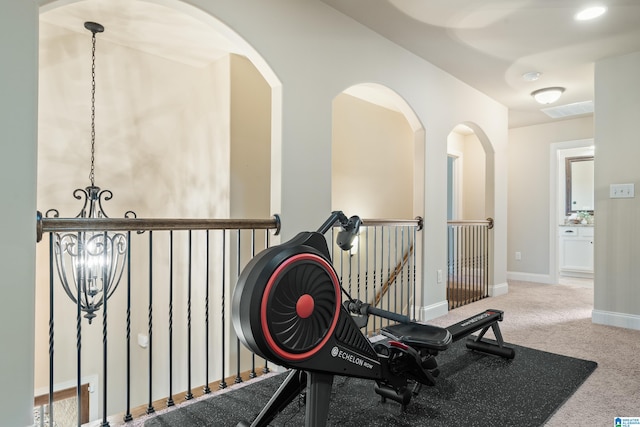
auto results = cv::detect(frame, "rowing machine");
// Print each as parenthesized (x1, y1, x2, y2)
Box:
(232, 211, 514, 426)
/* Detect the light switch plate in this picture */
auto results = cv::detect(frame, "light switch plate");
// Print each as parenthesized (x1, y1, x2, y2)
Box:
(610, 183, 635, 198)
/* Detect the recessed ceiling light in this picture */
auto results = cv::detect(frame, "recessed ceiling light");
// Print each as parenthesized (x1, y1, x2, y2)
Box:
(575, 6, 607, 21)
(522, 71, 541, 82)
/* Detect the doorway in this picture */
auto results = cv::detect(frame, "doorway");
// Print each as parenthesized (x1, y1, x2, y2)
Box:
(550, 139, 594, 287)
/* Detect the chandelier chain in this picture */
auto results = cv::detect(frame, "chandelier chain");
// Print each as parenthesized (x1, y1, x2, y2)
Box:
(90, 30, 97, 187)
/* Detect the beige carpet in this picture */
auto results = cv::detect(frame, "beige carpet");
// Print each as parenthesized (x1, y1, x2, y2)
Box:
(429, 280, 640, 426)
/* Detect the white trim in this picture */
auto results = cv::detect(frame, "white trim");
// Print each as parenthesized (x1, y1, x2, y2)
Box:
(489, 281, 509, 296)
(506, 271, 554, 285)
(447, 150, 464, 219)
(592, 309, 640, 331)
(418, 300, 449, 322)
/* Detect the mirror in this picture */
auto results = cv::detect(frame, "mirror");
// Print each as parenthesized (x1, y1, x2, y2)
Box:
(566, 156, 594, 215)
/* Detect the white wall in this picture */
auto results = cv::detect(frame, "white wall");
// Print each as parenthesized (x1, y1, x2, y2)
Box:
(593, 51, 640, 328)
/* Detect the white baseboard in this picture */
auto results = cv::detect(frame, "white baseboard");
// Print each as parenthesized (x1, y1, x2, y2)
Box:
(592, 309, 640, 331)
(418, 300, 449, 322)
(489, 282, 509, 297)
(506, 271, 554, 284)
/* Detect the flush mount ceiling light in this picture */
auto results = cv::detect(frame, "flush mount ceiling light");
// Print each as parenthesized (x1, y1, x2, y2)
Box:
(575, 5, 607, 21)
(531, 87, 565, 105)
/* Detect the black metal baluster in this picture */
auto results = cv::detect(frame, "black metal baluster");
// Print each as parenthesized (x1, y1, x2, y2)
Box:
(262, 230, 269, 375)
(235, 229, 243, 384)
(372, 227, 377, 332)
(167, 231, 175, 407)
(473, 225, 478, 301)
(249, 229, 257, 379)
(48, 233, 54, 427)
(186, 231, 194, 400)
(394, 227, 398, 314)
(220, 231, 228, 389)
(386, 227, 391, 326)
(101, 231, 110, 427)
(146, 231, 154, 414)
(76, 233, 83, 427)
(348, 241, 353, 296)
(400, 227, 405, 316)
(412, 226, 417, 321)
(455, 226, 460, 309)
(123, 231, 133, 421)
(364, 226, 369, 322)
(356, 229, 361, 301)
(204, 230, 211, 394)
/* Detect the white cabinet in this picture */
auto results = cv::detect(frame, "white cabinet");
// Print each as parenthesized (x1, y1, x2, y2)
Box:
(559, 226, 594, 276)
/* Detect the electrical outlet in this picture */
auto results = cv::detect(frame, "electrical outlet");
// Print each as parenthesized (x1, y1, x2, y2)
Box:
(515, 251, 522, 261)
(437, 269, 443, 283)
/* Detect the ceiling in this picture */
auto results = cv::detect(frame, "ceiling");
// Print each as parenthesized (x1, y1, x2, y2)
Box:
(40, 1, 640, 129)
(321, 0, 640, 128)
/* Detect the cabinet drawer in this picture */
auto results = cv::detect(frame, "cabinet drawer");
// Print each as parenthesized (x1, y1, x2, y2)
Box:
(560, 227, 578, 236)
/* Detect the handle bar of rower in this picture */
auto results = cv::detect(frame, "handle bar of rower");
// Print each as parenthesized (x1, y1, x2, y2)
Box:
(346, 300, 410, 325)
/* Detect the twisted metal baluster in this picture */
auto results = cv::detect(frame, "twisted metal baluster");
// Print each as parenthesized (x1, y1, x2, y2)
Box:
(220, 231, 228, 389)
(146, 231, 154, 414)
(167, 231, 175, 406)
(186, 231, 194, 400)
(204, 230, 211, 394)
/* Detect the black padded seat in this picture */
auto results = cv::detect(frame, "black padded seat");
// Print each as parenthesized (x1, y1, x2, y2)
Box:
(381, 323, 452, 352)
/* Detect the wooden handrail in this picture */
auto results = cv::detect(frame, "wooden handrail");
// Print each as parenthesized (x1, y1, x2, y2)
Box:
(36, 211, 281, 242)
(447, 217, 493, 229)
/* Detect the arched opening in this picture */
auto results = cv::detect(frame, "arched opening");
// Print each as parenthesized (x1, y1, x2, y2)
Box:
(446, 123, 496, 308)
(35, 0, 281, 422)
(331, 83, 424, 219)
(331, 83, 425, 319)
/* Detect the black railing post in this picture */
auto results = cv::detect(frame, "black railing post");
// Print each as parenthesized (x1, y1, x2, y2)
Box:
(167, 231, 175, 407)
(204, 230, 211, 394)
(186, 231, 194, 400)
(123, 230, 133, 422)
(262, 230, 270, 375)
(48, 233, 54, 427)
(101, 231, 110, 427)
(220, 231, 228, 389)
(146, 231, 154, 414)
(249, 229, 257, 379)
(235, 229, 243, 384)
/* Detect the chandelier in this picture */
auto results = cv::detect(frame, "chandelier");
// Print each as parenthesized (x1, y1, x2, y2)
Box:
(48, 22, 131, 324)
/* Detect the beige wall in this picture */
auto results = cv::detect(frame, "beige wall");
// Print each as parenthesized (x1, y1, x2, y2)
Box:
(507, 116, 593, 279)
(332, 94, 414, 218)
(593, 51, 640, 327)
(230, 54, 271, 219)
(447, 131, 486, 220)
